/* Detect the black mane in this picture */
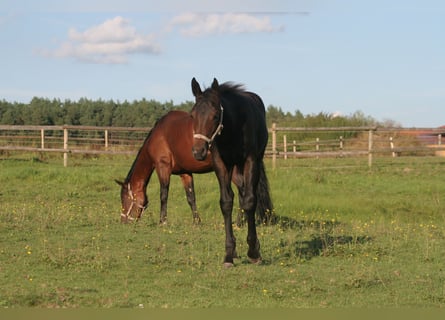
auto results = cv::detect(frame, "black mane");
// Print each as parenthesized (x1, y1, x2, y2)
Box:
(202, 82, 247, 99)
(218, 82, 246, 94)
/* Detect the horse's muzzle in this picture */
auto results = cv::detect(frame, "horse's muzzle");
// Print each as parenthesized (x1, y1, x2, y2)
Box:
(192, 143, 208, 161)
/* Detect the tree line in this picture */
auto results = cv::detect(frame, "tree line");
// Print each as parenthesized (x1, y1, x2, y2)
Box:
(0, 97, 382, 129)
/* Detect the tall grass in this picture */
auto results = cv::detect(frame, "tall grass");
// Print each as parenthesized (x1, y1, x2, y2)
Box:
(0, 154, 444, 307)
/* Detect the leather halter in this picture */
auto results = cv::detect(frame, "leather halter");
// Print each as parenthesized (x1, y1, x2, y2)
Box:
(193, 104, 224, 147)
(121, 183, 145, 221)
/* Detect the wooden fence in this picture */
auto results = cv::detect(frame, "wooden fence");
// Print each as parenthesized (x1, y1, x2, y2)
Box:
(269, 124, 445, 168)
(1, 124, 444, 168)
(0, 125, 150, 167)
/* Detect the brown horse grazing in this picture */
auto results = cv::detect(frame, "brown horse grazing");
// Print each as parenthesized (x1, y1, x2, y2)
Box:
(116, 110, 213, 224)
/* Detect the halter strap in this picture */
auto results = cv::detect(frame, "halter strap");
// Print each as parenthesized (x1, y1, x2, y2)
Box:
(193, 104, 224, 146)
(121, 183, 145, 221)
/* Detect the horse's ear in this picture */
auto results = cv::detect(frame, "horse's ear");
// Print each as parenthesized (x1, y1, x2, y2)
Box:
(115, 179, 124, 187)
(211, 78, 219, 91)
(191, 77, 202, 97)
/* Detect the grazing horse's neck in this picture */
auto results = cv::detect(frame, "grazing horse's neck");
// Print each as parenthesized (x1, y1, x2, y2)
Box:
(125, 144, 154, 192)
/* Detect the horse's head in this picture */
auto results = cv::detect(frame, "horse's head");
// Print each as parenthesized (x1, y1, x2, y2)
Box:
(190, 77, 224, 161)
(115, 180, 147, 223)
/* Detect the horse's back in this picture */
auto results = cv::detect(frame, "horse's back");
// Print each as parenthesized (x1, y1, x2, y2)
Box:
(239, 91, 268, 154)
(246, 91, 266, 116)
(147, 111, 190, 152)
(158, 110, 191, 127)
(149, 110, 213, 173)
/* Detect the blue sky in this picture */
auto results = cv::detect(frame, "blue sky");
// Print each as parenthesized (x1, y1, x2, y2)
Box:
(1, 0, 444, 127)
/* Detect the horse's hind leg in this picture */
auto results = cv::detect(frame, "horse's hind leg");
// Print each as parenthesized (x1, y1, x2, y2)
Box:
(239, 159, 262, 264)
(180, 173, 201, 224)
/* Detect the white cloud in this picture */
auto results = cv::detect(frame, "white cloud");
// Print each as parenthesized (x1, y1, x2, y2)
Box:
(42, 13, 283, 64)
(168, 12, 284, 37)
(48, 16, 161, 64)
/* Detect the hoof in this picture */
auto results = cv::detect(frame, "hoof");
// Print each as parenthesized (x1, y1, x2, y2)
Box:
(249, 257, 262, 265)
(223, 262, 234, 268)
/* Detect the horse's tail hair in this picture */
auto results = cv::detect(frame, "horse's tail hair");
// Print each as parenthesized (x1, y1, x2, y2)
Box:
(255, 160, 275, 225)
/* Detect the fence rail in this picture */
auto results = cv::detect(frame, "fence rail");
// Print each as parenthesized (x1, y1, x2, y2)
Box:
(268, 125, 445, 168)
(0, 125, 150, 166)
(1, 124, 444, 167)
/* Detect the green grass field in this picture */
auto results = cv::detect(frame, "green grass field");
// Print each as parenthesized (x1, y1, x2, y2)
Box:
(0, 154, 444, 308)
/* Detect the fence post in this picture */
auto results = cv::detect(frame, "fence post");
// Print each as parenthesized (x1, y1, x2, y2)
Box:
(390, 136, 396, 157)
(272, 123, 277, 170)
(368, 129, 373, 167)
(105, 129, 109, 149)
(40, 129, 45, 149)
(315, 137, 320, 159)
(438, 134, 442, 145)
(63, 127, 68, 167)
(283, 135, 287, 160)
(339, 135, 344, 157)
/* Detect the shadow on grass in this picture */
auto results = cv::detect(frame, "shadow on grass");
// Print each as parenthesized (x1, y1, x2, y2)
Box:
(271, 215, 372, 261)
(270, 214, 340, 230)
(294, 234, 371, 260)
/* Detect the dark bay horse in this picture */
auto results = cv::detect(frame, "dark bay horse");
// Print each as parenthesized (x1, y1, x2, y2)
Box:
(116, 110, 213, 224)
(190, 78, 273, 267)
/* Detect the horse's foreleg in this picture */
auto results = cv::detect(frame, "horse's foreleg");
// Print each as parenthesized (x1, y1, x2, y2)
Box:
(180, 173, 201, 224)
(156, 165, 171, 225)
(159, 182, 170, 225)
(220, 186, 237, 267)
(214, 164, 237, 267)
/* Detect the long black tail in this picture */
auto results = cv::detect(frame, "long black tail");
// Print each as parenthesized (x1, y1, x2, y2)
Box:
(255, 160, 275, 224)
